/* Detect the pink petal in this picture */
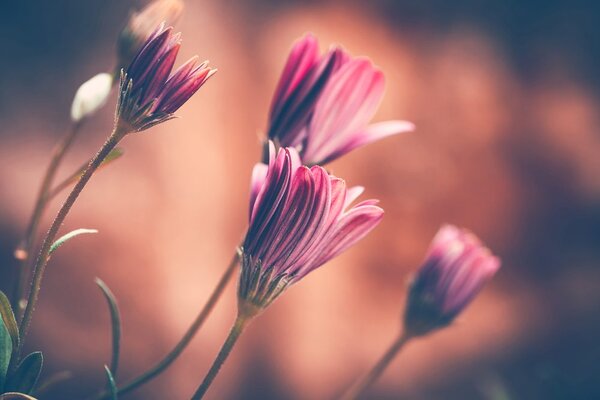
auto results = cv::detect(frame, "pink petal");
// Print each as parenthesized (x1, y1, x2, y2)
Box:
(320, 120, 415, 164)
(249, 163, 269, 220)
(247, 148, 293, 240)
(305, 204, 383, 275)
(269, 47, 346, 147)
(142, 43, 180, 103)
(344, 186, 365, 209)
(283, 166, 332, 275)
(259, 166, 316, 270)
(269, 33, 320, 121)
(302, 58, 385, 163)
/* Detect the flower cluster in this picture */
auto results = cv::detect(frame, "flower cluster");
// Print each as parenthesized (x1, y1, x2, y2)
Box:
(3, 3, 504, 397)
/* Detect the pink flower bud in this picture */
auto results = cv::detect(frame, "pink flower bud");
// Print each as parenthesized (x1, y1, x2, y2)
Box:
(117, 25, 216, 132)
(404, 225, 500, 336)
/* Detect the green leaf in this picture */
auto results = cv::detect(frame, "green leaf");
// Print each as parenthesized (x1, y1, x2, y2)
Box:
(49, 228, 98, 256)
(95, 278, 121, 377)
(103, 365, 118, 400)
(0, 393, 38, 400)
(7, 352, 43, 394)
(0, 291, 19, 349)
(48, 148, 124, 200)
(0, 313, 13, 392)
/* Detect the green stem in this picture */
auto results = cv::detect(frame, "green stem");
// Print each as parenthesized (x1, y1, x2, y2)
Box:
(339, 331, 412, 400)
(89, 252, 240, 400)
(191, 312, 251, 400)
(13, 121, 83, 318)
(18, 125, 126, 352)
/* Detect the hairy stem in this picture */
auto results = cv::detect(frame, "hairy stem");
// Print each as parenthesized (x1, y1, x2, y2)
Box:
(13, 121, 83, 317)
(191, 312, 251, 400)
(18, 126, 126, 352)
(339, 331, 412, 400)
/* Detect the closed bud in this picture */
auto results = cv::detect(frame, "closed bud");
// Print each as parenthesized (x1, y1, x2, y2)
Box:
(404, 225, 500, 336)
(70, 73, 113, 122)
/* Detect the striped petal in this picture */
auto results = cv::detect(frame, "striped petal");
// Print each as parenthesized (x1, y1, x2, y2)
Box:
(404, 225, 501, 335)
(242, 142, 384, 306)
(302, 58, 385, 164)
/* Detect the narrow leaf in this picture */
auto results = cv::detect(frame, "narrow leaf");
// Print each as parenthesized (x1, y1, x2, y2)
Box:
(103, 365, 118, 400)
(0, 393, 38, 400)
(49, 229, 98, 255)
(0, 316, 13, 392)
(48, 148, 124, 200)
(0, 291, 19, 349)
(8, 352, 43, 394)
(95, 278, 121, 377)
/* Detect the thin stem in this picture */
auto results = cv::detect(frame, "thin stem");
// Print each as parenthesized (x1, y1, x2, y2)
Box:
(89, 252, 240, 400)
(191, 312, 251, 400)
(339, 331, 413, 400)
(18, 126, 126, 351)
(13, 121, 83, 317)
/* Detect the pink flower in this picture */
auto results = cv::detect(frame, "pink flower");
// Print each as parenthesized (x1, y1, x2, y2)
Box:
(240, 141, 384, 312)
(404, 225, 501, 336)
(117, 24, 216, 132)
(267, 33, 414, 165)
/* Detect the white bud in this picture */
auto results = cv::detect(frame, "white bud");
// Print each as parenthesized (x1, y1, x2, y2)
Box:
(70, 72, 113, 122)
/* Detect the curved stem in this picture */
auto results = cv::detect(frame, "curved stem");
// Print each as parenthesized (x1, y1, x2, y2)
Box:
(13, 121, 83, 317)
(18, 126, 125, 351)
(89, 252, 240, 400)
(191, 312, 251, 400)
(339, 331, 412, 400)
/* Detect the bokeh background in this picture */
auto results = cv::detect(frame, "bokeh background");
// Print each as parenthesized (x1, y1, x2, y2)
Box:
(1, 0, 600, 399)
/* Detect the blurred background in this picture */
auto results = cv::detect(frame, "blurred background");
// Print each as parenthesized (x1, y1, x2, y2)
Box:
(1, 0, 599, 399)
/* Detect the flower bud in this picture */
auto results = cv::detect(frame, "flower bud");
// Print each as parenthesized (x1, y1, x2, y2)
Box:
(404, 225, 500, 336)
(117, 25, 215, 132)
(70, 73, 113, 122)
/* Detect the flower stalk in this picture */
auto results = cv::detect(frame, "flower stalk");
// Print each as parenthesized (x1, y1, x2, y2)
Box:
(89, 252, 241, 400)
(190, 304, 255, 400)
(18, 124, 127, 352)
(339, 331, 413, 400)
(12, 121, 84, 318)
(341, 225, 500, 398)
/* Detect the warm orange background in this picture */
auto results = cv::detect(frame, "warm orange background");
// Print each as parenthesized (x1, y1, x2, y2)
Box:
(1, 1, 599, 399)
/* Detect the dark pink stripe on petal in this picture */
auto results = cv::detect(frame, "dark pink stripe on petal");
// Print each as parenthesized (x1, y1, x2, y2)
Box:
(270, 33, 320, 122)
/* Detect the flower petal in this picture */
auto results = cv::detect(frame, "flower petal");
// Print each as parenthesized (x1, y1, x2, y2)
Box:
(319, 120, 414, 164)
(269, 48, 346, 147)
(269, 33, 320, 122)
(249, 162, 269, 220)
(302, 58, 385, 163)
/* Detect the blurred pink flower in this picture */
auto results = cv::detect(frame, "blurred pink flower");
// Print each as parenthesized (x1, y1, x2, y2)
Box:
(404, 225, 501, 336)
(118, 24, 216, 132)
(240, 142, 384, 311)
(267, 33, 414, 165)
